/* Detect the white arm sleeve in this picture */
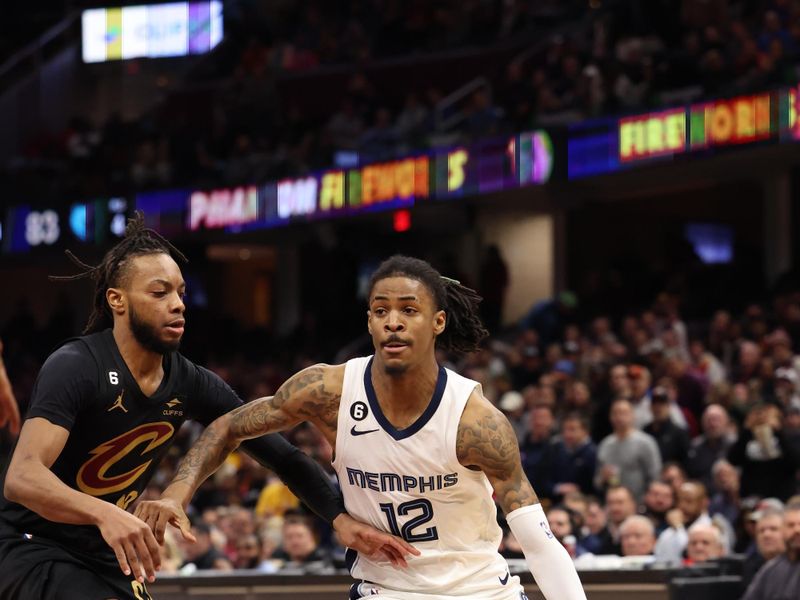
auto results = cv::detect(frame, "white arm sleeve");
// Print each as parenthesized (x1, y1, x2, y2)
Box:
(506, 503, 587, 600)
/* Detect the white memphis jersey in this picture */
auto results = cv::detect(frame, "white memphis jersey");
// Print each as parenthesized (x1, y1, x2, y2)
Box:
(332, 356, 526, 599)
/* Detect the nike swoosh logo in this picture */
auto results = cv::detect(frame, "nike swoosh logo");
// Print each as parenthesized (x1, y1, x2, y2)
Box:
(499, 572, 510, 585)
(350, 426, 380, 436)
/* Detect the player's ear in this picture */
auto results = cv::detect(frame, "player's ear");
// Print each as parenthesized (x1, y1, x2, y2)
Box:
(366, 310, 372, 336)
(433, 310, 446, 336)
(107, 288, 125, 315)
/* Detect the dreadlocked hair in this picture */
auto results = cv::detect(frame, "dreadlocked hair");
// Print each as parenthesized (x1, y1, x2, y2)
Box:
(368, 255, 488, 355)
(49, 211, 187, 335)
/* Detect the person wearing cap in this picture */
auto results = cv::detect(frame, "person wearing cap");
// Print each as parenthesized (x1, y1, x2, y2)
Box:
(644, 385, 690, 464)
(498, 390, 527, 443)
(509, 332, 544, 389)
(742, 502, 800, 600)
(538, 412, 598, 501)
(741, 506, 787, 589)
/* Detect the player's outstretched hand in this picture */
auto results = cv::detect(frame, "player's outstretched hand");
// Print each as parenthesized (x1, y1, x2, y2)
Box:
(96, 503, 161, 584)
(333, 513, 420, 568)
(134, 497, 196, 546)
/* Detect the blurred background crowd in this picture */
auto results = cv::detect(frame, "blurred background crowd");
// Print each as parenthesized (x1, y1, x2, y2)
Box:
(5, 0, 800, 200)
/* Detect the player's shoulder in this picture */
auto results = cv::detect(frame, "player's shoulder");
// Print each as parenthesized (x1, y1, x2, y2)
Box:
(301, 362, 346, 393)
(458, 386, 505, 431)
(40, 333, 101, 376)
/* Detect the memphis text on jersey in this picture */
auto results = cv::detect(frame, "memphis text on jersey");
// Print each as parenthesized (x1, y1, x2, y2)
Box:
(345, 468, 458, 493)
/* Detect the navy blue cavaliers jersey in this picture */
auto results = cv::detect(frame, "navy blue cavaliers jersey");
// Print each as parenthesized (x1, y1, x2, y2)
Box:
(0, 329, 259, 563)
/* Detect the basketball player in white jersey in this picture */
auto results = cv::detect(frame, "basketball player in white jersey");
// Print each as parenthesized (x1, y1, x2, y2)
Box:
(136, 256, 586, 600)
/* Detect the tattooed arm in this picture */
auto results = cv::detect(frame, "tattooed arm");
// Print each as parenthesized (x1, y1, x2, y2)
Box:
(165, 363, 343, 509)
(457, 390, 586, 600)
(456, 390, 539, 514)
(136, 363, 419, 567)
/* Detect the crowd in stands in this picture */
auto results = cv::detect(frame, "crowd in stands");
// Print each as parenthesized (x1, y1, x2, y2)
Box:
(3, 265, 800, 595)
(6, 0, 800, 201)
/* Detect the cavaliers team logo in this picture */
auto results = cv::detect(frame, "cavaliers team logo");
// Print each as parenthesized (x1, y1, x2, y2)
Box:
(76, 422, 175, 496)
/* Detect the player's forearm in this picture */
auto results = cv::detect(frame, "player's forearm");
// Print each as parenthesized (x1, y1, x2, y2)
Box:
(163, 413, 242, 507)
(4, 457, 114, 526)
(507, 504, 587, 600)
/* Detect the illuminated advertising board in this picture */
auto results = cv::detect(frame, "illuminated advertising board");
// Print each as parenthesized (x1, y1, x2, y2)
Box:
(136, 129, 556, 233)
(569, 87, 799, 178)
(82, 1, 223, 63)
(688, 93, 772, 150)
(619, 108, 686, 162)
(614, 90, 797, 168)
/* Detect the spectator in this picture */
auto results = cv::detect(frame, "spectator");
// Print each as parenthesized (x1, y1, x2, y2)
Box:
(655, 481, 733, 564)
(685, 523, 726, 563)
(326, 98, 364, 150)
(687, 338, 726, 388)
(661, 462, 689, 498)
(687, 404, 735, 489)
(498, 390, 527, 443)
(628, 364, 654, 428)
(642, 481, 675, 536)
(581, 496, 613, 555)
(742, 503, 800, 600)
(358, 107, 398, 161)
(664, 356, 705, 423)
(520, 404, 556, 486)
(596, 399, 662, 500)
(773, 366, 800, 414)
(546, 506, 585, 558)
(539, 412, 598, 500)
(520, 291, 578, 349)
(180, 521, 234, 571)
(234, 533, 263, 569)
(394, 92, 430, 149)
(729, 403, 800, 500)
(620, 515, 657, 557)
(708, 459, 742, 527)
(600, 486, 638, 555)
(741, 507, 787, 589)
(592, 363, 630, 443)
(271, 514, 331, 572)
(644, 385, 690, 464)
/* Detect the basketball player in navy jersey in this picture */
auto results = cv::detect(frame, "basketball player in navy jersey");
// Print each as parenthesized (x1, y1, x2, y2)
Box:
(0, 215, 414, 600)
(138, 255, 586, 599)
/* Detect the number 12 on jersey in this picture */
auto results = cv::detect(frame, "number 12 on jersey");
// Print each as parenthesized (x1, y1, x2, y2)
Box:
(379, 499, 439, 542)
